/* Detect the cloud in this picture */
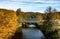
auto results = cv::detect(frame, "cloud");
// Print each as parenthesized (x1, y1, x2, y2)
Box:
(0, 0, 60, 12)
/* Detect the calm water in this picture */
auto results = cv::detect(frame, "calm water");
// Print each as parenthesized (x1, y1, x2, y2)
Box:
(22, 25, 45, 39)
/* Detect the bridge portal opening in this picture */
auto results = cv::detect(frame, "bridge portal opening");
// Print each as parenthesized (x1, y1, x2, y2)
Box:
(22, 22, 39, 28)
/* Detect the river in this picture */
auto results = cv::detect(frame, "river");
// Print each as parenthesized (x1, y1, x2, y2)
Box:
(22, 25, 45, 39)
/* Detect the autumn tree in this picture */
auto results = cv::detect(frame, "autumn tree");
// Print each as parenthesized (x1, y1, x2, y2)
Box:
(0, 9, 18, 39)
(41, 7, 58, 39)
(31, 14, 37, 18)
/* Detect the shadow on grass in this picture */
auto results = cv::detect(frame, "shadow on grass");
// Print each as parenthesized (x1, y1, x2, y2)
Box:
(11, 32, 23, 39)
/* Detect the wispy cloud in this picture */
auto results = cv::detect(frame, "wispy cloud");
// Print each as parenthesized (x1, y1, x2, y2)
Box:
(0, 0, 60, 12)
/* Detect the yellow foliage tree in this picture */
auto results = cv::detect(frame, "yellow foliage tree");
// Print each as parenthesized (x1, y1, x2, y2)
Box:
(0, 9, 19, 39)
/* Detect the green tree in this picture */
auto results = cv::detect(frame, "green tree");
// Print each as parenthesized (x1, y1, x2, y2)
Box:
(16, 8, 21, 16)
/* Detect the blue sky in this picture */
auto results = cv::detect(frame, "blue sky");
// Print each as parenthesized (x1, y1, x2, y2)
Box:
(0, 0, 60, 12)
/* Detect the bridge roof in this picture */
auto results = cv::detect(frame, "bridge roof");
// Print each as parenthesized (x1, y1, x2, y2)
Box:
(24, 18, 40, 23)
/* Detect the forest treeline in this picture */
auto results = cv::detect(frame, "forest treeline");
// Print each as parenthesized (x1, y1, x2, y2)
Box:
(0, 8, 60, 20)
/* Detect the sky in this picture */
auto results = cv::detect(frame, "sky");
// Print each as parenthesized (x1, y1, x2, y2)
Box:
(0, 0, 60, 12)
